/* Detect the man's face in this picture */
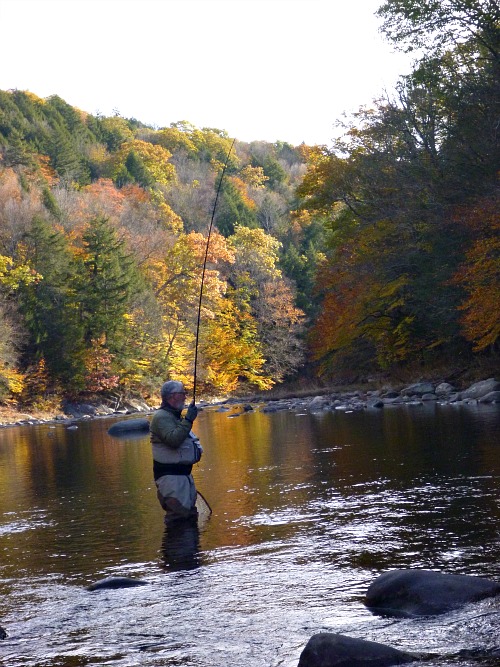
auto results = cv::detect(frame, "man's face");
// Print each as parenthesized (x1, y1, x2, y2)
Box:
(166, 389, 187, 411)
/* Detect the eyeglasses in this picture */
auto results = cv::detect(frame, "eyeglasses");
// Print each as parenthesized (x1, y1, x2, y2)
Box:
(172, 391, 187, 396)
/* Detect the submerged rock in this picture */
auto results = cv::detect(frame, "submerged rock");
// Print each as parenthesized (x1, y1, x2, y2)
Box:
(297, 632, 416, 666)
(107, 418, 150, 436)
(364, 569, 500, 617)
(87, 576, 149, 591)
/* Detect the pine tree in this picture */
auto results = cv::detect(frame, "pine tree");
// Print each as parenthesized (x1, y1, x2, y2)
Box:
(49, 126, 90, 184)
(215, 179, 258, 236)
(17, 216, 86, 388)
(78, 216, 140, 355)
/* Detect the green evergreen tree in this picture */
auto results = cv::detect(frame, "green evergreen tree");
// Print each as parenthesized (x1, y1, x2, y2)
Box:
(49, 126, 90, 184)
(280, 219, 325, 317)
(9, 90, 52, 154)
(261, 155, 287, 189)
(78, 216, 139, 355)
(215, 179, 258, 236)
(17, 217, 86, 389)
(46, 95, 93, 139)
(0, 131, 32, 167)
(124, 149, 155, 188)
(86, 114, 134, 151)
(41, 187, 61, 219)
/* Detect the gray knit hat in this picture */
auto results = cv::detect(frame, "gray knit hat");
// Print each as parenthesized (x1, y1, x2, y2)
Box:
(160, 380, 185, 401)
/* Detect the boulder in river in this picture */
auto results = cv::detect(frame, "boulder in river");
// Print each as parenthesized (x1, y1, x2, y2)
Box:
(364, 569, 500, 617)
(87, 576, 149, 591)
(297, 632, 416, 666)
(107, 418, 150, 436)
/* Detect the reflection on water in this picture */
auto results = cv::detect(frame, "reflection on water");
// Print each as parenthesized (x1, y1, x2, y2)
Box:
(0, 402, 499, 666)
(161, 520, 202, 572)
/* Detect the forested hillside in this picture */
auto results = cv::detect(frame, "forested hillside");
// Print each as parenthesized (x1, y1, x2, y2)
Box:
(298, 0, 499, 381)
(0, 0, 498, 412)
(0, 96, 315, 406)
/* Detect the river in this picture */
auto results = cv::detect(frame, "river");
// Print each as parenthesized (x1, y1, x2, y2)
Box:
(0, 400, 499, 666)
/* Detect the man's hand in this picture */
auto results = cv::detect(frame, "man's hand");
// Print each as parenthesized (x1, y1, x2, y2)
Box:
(185, 402, 198, 423)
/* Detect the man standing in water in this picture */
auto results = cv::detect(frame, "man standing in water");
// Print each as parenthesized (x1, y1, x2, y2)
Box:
(150, 381, 202, 524)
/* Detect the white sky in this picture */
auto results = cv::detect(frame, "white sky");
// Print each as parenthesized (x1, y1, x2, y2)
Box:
(0, 0, 414, 146)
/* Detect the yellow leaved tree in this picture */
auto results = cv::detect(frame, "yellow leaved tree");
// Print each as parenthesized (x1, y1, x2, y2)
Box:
(0, 254, 42, 401)
(201, 296, 272, 393)
(227, 226, 305, 382)
(145, 231, 234, 392)
(452, 195, 500, 351)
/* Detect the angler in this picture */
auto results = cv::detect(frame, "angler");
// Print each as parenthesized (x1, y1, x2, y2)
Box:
(150, 380, 202, 524)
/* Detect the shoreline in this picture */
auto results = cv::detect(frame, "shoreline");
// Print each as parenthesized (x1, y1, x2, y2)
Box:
(1, 377, 498, 429)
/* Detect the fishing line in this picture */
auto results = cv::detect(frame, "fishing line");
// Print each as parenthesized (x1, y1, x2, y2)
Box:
(192, 138, 235, 404)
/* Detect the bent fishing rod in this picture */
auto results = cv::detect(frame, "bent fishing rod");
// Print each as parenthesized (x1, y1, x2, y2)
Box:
(191, 138, 235, 405)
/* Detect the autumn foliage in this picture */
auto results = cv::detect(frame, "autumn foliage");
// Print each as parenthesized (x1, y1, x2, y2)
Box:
(0, 0, 498, 407)
(452, 195, 500, 351)
(297, 0, 499, 379)
(0, 100, 306, 404)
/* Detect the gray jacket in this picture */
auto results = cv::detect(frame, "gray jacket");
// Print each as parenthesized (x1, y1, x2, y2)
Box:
(150, 406, 202, 466)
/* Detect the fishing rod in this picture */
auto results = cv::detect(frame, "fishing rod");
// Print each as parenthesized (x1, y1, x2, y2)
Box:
(192, 138, 235, 404)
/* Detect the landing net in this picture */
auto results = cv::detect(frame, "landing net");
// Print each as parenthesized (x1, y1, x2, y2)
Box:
(196, 491, 212, 524)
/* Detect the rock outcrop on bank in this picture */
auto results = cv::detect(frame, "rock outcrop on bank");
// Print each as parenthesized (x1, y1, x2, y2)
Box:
(254, 377, 500, 416)
(0, 396, 153, 428)
(0, 377, 498, 429)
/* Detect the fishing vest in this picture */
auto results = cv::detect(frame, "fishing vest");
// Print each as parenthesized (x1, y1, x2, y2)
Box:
(152, 430, 202, 468)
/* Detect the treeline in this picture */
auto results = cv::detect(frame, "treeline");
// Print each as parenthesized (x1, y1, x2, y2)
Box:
(298, 0, 499, 379)
(0, 0, 498, 410)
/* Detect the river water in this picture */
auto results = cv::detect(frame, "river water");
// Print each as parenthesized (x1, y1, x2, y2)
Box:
(0, 400, 499, 666)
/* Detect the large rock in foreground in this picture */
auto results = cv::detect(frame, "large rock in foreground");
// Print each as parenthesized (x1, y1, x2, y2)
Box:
(364, 569, 500, 617)
(297, 633, 416, 666)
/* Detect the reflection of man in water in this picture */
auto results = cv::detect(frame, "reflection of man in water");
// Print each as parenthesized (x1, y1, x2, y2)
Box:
(150, 381, 202, 524)
(162, 521, 202, 571)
